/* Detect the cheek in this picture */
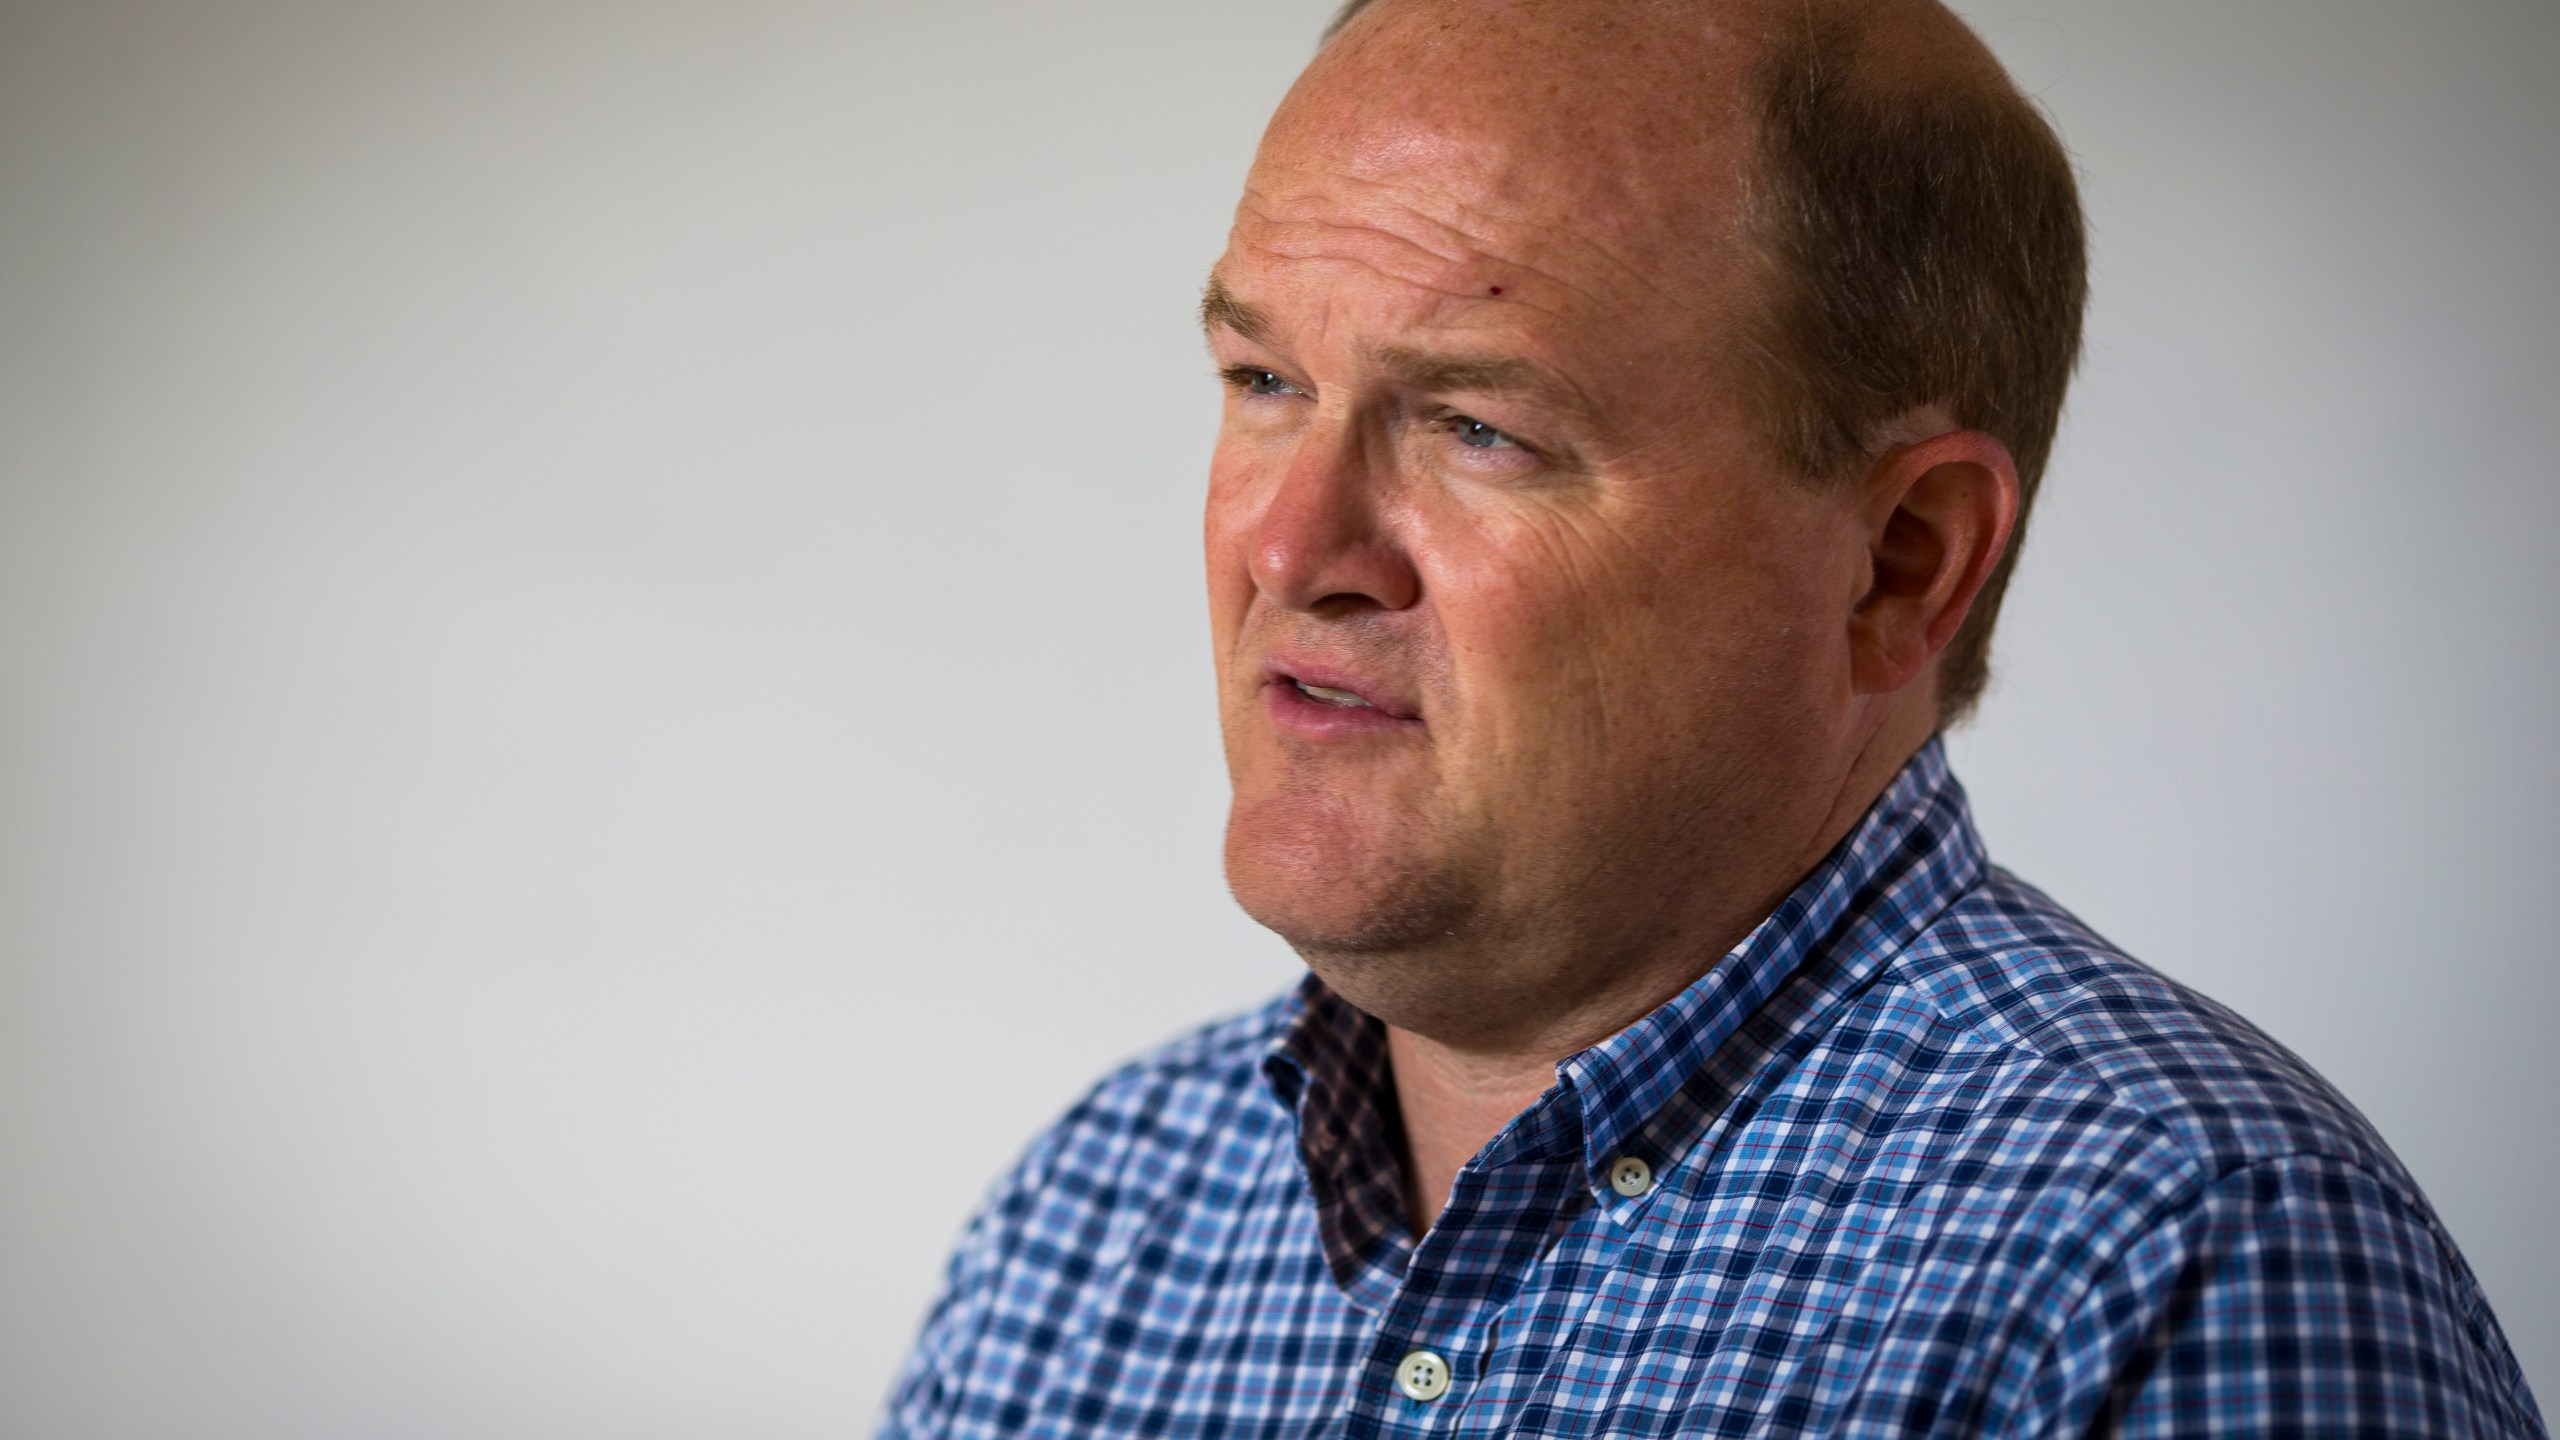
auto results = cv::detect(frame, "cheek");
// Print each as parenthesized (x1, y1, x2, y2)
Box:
(1422, 495, 1835, 746)
(1202, 442, 1266, 654)
(1414, 512, 1636, 743)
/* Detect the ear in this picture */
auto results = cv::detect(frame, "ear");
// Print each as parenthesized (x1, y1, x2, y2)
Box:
(1846, 430, 2020, 699)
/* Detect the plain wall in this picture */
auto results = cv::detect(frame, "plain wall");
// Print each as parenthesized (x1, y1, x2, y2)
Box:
(0, 1, 2551, 1434)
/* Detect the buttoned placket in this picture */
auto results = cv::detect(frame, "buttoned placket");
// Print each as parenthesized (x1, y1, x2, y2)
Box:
(1266, 887, 1867, 1437)
(1334, 1082, 1609, 1439)
(1267, 973, 1733, 1439)
(1281, 991, 1801, 1438)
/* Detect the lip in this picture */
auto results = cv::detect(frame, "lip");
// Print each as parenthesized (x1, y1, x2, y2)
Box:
(1257, 656, 1423, 740)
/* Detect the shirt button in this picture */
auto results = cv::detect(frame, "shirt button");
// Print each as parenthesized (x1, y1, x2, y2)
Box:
(1609, 1155, 1655, 1197)
(1395, 1348, 1451, 1402)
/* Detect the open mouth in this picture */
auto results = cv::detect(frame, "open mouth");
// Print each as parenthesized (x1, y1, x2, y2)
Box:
(1290, 679, 1373, 709)
(1260, 662, 1418, 732)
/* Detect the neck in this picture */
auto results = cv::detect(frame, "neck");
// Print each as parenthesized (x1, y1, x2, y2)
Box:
(1380, 920, 1756, 1233)
(1385, 1024, 1568, 1234)
(1382, 715, 1934, 1234)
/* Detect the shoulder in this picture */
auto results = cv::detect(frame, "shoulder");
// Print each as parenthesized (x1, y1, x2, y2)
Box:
(1826, 871, 2543, 1433)
(1873, 863, 2407, 1194)
(877, 992, 1301, 1436)
(977, 991, 1297, 1239)
(1045, 990, 1296, 1159)
(979, 987, 1316, 1253)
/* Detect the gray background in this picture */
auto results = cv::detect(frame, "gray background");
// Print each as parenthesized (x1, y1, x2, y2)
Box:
(1, 0, 2551, 1434)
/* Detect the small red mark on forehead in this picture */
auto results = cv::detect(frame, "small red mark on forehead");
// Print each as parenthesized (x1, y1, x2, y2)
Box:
(1488, 285, 1504, 295)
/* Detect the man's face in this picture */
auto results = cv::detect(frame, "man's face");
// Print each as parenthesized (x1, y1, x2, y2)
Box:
(1206, 3, 1872, 1037)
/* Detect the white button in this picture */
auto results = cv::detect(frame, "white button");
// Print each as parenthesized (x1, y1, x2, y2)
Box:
(1608, 1155, 1655, 1197)
(1395, 1348, 1451, 1401)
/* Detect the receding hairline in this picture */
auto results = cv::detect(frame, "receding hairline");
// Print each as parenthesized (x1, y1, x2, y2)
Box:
(1299, 0, 2085, 724)
(1320, 0, 1377, 44)
(1320, 0, 2016, 114)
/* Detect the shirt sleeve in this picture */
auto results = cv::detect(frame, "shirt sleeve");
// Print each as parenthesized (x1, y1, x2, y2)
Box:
(873, 1176, 1007, 1440)
(872, 1110, 1076, 1440)
(2021, 1152, 2546, 1438)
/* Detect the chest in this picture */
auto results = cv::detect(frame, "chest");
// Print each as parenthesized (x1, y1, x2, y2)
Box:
(988, 1124, 2051, 1440)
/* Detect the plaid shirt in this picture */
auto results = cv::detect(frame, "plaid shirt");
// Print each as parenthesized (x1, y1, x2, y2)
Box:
(881, 741, 2545, 1437)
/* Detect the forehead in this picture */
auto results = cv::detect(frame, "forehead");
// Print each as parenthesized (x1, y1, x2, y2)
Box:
(1224, 0, 1769, 352)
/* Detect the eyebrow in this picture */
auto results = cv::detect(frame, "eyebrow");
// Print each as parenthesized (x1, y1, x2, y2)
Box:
(1371, 344, 1596, 429)
(1370, 346, 1552, 398)
(1200, 274, 1592, 422)
(1198, 275, 1273, 346)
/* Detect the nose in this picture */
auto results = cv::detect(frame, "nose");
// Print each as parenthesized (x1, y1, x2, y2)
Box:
(1244, 414, 1421, 616)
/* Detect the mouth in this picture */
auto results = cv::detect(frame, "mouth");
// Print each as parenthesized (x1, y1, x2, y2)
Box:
(1290, 678, 1375, 709)
(1257, 659, 1421, 738)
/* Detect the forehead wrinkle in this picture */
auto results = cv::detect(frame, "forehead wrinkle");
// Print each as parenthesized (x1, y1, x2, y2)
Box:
(1238, 159, 1711, 338)
(1220, 203, 1686, 442)
(1239, 179, 1492, 290)
(1225, 209, 1697, 427)
(1224, 236, 1588, 374)
(1231, 209, 1616, 343)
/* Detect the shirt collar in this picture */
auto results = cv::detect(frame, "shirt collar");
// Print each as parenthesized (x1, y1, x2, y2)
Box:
(1553, 736, 1985, 1215)
(1262, 736, 1985, 1280)
(1261, 978, 1406, 1304)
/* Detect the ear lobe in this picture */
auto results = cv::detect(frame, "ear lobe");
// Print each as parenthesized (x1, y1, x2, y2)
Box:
(1846, 433, 2019, 698)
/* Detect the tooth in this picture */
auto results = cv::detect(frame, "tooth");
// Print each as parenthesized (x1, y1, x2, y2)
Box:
(1296, 681, 1373, 708)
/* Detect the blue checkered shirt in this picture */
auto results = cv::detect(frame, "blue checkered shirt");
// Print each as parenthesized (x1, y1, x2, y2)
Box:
(880, 741, 2544, 1437)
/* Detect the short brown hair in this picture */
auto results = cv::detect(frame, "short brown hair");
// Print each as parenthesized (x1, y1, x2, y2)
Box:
(1748, 16, 2086, 720)
(1320, 0, 2088, 721)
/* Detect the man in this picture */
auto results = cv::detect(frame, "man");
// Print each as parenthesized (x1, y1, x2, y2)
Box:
(882, 0, 2545, 1434)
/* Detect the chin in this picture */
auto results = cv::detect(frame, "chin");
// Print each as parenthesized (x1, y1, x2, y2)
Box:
(1222, 797, 1473, 960)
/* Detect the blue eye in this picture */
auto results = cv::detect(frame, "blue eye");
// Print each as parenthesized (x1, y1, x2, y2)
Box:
(1452, 417, 1516, 449)
(1243, 369, 1294, 396)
